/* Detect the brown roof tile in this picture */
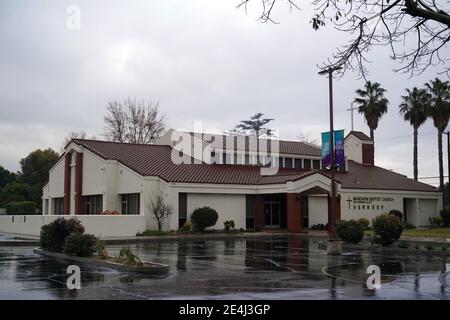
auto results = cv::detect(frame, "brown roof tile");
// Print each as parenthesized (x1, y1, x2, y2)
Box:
(71, 139, 438, 192)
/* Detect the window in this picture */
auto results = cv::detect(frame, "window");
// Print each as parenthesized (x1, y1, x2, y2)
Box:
(294, 159, 302, 169)
(121, 193, 140, 215)
(44, 199, 49, 215)
(313, 160, 321, 169)
(304, 159, 311, 169)
(279, 157, 284, 168)
(245, 195, 255, 229)
(179, 193, 187, 228)
(83, 195, 103, 215)
(53, 198, 64, 215)
(245, 154, 250, 165)
(285, 158, 293, 168)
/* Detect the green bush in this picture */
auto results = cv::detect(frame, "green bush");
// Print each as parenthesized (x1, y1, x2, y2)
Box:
(190, 207, 218, 232)
(95, 239, 108, 259)
(358, 218, 370, 230)
(310, 224, 326, 231)
(429, 216, 443, 228)
(336, 220, 364, 244)
(116, 246, 143, 266)
(224, 220, 235, 232)
(389, 209, 403, 221)
(180, 221, 192, 232)
(397, 240, 409, 249)
(6, 201, 37, 215)
(372, 214, 404, 246)
(440, 208, 450, 227)
(40, 218, 85, 252)
(404, 222, 416, 230)
(63, 233, 97, 257)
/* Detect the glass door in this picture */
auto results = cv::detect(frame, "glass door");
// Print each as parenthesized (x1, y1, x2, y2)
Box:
(264, 202, 281, 229)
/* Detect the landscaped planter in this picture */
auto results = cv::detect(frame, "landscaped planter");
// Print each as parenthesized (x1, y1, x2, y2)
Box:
(33, 248, 169, 274)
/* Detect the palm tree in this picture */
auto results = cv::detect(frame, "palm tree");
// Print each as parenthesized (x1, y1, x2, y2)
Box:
(399, 87, 431, 181)
(354, 81, 389, 140)
(426, 78, 450, 193)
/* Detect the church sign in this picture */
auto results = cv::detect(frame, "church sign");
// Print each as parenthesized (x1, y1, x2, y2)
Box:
(346, 196, 394, 211)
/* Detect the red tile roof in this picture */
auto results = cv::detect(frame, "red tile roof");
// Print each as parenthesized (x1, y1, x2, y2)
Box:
(185, 132, 321, 157)
(334, 160, 437, 192)
(71, 139, 438, 192)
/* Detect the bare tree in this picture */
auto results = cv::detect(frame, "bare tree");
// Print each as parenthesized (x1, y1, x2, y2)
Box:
(149, 189, 173, 231)
(298, 131, 319, 145)
(62, 131, 97, 152)
(103, 98, 166, 144)
(237, 1, 450, 78)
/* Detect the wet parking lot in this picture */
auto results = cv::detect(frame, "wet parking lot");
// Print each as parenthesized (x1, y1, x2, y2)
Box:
(0, 236, 449, 300)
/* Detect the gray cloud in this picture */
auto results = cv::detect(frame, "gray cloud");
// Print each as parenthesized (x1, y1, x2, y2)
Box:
(0, 0, 447, 186)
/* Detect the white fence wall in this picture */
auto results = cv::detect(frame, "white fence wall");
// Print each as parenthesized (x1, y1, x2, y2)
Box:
(0, 215, 146, 238)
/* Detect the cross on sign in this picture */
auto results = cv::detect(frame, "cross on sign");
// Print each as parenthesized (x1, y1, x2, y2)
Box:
(346, 196, 353, 209)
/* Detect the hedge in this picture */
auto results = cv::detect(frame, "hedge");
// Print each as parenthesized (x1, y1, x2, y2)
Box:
(6, 201, 37, 215)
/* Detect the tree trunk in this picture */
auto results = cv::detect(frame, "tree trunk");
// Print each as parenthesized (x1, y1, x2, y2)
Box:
(413, 127, 418, 181)
(370, 128, 374, 140)
(438, 131, 444, 193)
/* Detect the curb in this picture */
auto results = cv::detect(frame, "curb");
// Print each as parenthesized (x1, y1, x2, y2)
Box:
(33, 248, 170, 274)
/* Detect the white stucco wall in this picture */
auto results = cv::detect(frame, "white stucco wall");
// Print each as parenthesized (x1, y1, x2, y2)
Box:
(308, 196, 328, 226)
(340, 189, 441, 225)
(418, 199, 438, 227)
(186, 193, 246, 230)
(0, 215, 146, 238)
(344, 135, 363, 164)
(48, 157, 65, 198)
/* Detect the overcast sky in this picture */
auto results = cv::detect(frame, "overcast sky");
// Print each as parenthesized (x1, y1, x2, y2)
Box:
(0, 0, 448, 186)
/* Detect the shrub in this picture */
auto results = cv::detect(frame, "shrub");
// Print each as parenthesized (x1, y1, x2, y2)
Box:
(440, 208, 450, 227)
(429, 216, 443, 228)
(255, 224, 263, 232)
(358, 218, 370, 230)
(336, 220, 364, 244)
(389, 209, 403, 221)
(397, 240, 409, 249)
(425, 244, 434, 251)
(190, 207, 218, 232)
(95, 239, 108, 259)
(116, 246, 143, 266)
(63, 233, 97, 257)
(404, 222, 416, 230)
(310, 224, 326, 231)
(224, 220, 235, 232)
(6, 201, 37, 215)
(40, 218, 85, 252)
(372, 214, 404, 246)
(180, 221, 192, 232)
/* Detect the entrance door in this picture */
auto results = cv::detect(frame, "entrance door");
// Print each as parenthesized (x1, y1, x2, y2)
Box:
(264, 202, 281, 228)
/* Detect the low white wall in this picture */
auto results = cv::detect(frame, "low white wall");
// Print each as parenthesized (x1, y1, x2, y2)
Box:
(187, 193, 246, 229)
(0, 215, 146, 238)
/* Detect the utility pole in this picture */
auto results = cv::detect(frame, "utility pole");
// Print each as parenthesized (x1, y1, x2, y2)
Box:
(319, 66, 342, 255)
(446, 131, 450, 209)
(347, 102, 358, 132)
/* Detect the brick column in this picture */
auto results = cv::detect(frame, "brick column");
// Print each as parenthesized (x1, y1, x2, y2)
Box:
(287, 193, 303, 233)
(254, 194, 265, 229)
(74, 152, 83, 215)
(63, 153, 71, 215)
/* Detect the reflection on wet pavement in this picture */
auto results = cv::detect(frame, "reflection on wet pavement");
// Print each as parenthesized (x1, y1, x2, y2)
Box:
(0, 236, 449, 300)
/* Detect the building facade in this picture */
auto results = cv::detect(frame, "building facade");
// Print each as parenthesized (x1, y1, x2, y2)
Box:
(0, 130, 441, 238)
